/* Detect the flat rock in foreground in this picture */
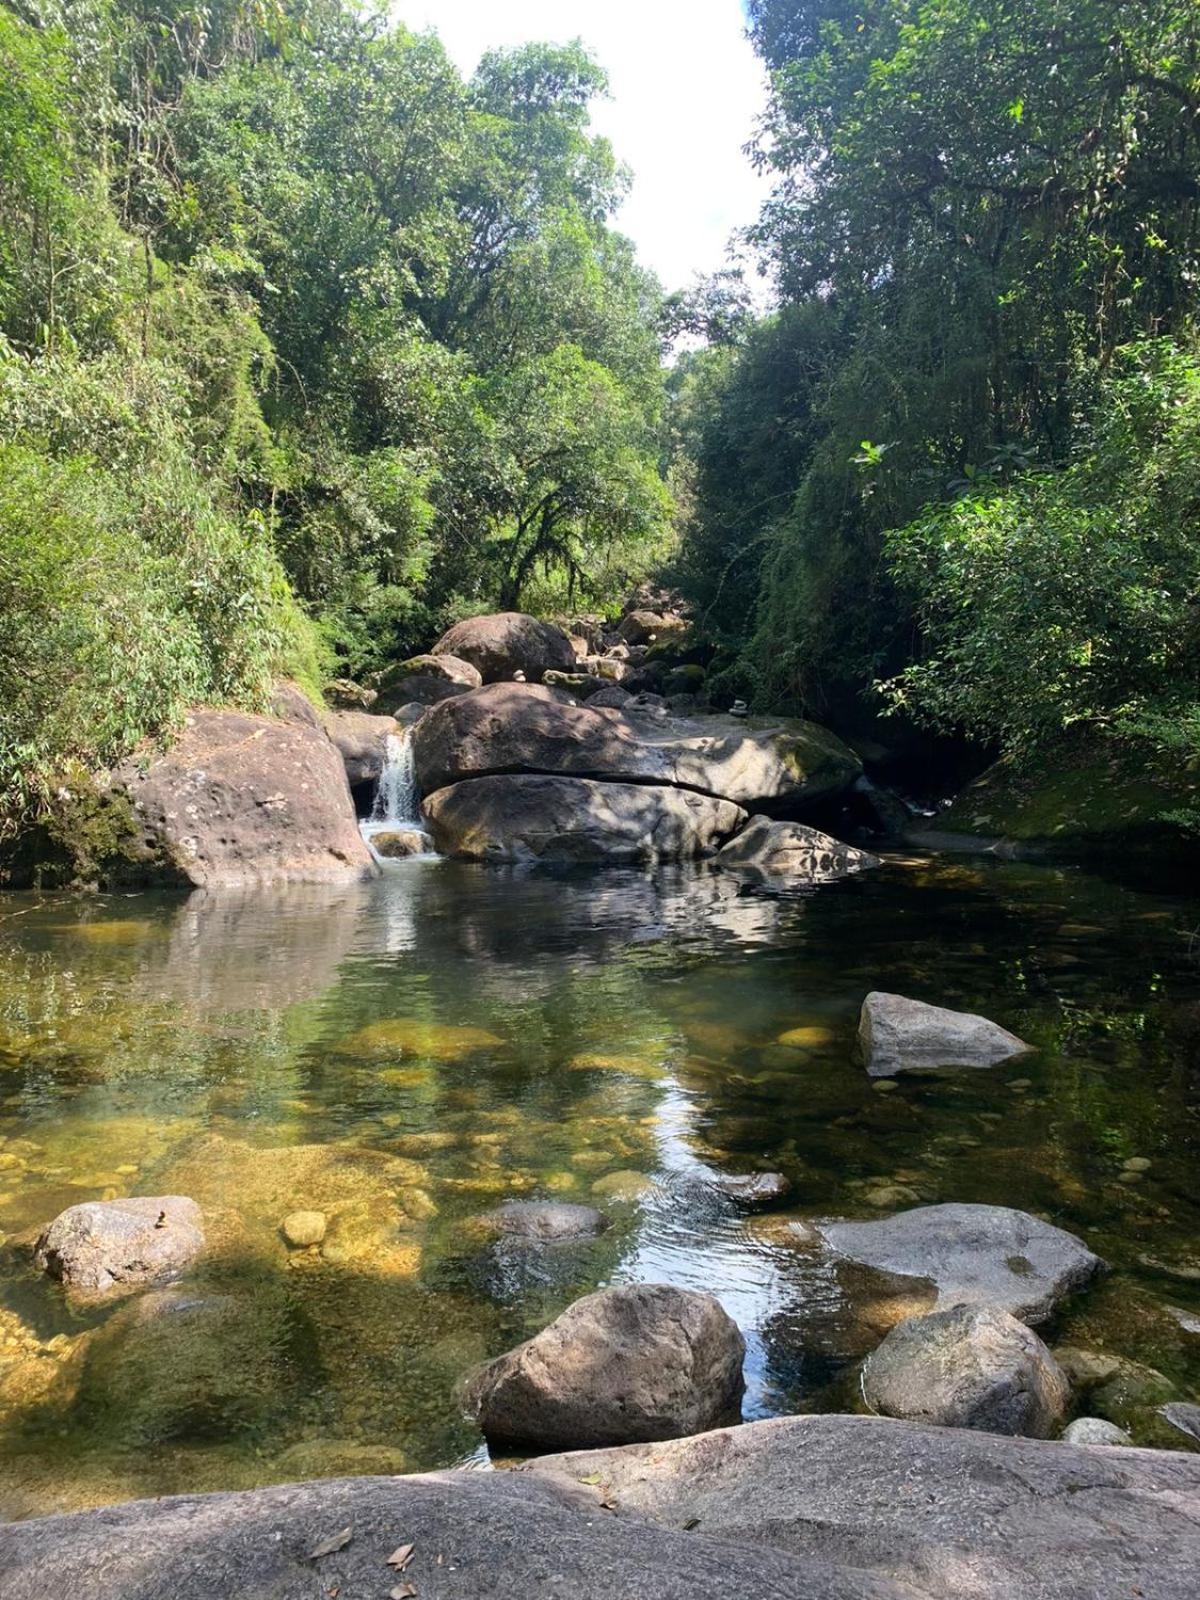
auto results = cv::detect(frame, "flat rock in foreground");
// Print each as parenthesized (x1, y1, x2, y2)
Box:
(533, 1414, 1200, 1600)
(859, 991, 1031, 1076)
(817, 1203, 1104, 1324)
(423, 775, 745, 863)
(0, 1469, 905, 1600)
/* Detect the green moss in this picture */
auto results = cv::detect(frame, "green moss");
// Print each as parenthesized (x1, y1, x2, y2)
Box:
(0, 769, 185, 891)
(938, 734, 1200, 857)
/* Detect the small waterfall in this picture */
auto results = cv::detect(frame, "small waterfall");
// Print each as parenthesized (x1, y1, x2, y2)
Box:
(371, 730, 419, 826)
(360, 728, 435, 859)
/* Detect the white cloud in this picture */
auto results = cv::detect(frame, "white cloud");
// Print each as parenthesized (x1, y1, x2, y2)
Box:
(396, 0, 771, 290)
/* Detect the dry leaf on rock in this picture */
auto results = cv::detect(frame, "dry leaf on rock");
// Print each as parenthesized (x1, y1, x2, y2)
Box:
(308, 1525, 353, 1559)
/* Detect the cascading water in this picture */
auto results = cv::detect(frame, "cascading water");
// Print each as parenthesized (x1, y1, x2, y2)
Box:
(360, 728, 436, 859)
(371, 730, 419, 826)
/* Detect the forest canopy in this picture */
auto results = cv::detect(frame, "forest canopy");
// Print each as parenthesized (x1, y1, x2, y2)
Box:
(670, 0, 1200, 791)
(0, 0, 670, 818)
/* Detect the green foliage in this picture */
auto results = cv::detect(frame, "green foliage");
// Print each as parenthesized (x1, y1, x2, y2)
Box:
(0, 0, 670, 821)
(881, 339, 1200, 780)
(0, 347, 318, 824)
(676, 0, 1200, 718)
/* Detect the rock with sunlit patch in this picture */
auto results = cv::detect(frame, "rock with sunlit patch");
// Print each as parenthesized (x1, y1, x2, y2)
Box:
(34, 1196, 205, 1302)
(859, 991, 1031, 1077)
(462, 1283, 745, 1450)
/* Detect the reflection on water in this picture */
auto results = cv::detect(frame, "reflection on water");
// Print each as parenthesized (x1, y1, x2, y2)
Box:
(0, 854, 1198, 1515)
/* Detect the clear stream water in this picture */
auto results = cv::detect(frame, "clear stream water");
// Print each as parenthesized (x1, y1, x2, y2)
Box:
(0, 851, 1198, 1516)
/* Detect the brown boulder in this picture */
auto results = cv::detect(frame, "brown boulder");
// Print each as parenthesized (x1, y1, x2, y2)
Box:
(463, 1283, 745, 1449)
(431, 612, 576, 683)
(110, 710, 375, 887)
(35, 1196, 205, 1302)
(618, 610, 691, 646)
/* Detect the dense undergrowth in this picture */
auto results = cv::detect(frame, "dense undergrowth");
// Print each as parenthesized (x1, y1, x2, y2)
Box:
(0, 0, 670, 826)
(668, 0, 1200, 826)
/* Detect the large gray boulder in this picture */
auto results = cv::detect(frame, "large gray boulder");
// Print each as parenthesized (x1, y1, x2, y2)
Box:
(0, 1469, 905, 1600)
(411, 682, 861, 811)
(109, 709, 376, 888)
(862, 1304, 1070, 1436)
(432, 612, 576, 683)
(462, 1283, 745, 1450)
(818, 1203, 1104, 1324)
(321, 709, 398, 787)
(531, 1413, 1200, 1600)
(34, 1196, 204, 1301)
(423, 775, 746, 864)
(859, 991, 1031, 1076)
(719, 815, 881, 888)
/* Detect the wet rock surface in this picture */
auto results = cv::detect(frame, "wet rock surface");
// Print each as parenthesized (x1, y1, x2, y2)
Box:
(859, 991, 1031, 1076)
(35, 1196, 205, 1301)
(321, 709, 399, 787)
(861, 1304, 1069, 1436)
(463, 1283, 745, 1450)
(817, 1203, 1104, 1324)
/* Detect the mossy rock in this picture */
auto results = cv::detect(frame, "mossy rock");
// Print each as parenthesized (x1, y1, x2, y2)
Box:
(933, 734, 1200, 862)
(0, 774, 176, 891)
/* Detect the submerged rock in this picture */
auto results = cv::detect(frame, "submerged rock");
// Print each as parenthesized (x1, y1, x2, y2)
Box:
(77, 1285, 299, 1446)
(817, 1203, 1104, 1324)
(711, 1171, 792, 1208)
(477, 1201, 610, 1241)
(280, 1211, 327, 1248)
(432, 612, 576, 684)
(35, 1196, 204, 1301)
(718, 816, 881, 889)
(423, 775, 746, 864)
(369, 827, 432, 858)
(862, 1304, 1069, 1437)
(463, 1283, 745, 1450)
(859, 991, 1031, 1076)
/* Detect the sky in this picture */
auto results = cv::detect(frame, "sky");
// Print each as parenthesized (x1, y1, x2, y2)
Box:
(398, 0, 773, 292)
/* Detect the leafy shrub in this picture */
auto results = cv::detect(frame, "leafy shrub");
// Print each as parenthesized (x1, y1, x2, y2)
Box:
(881, 339, 1200, 765)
